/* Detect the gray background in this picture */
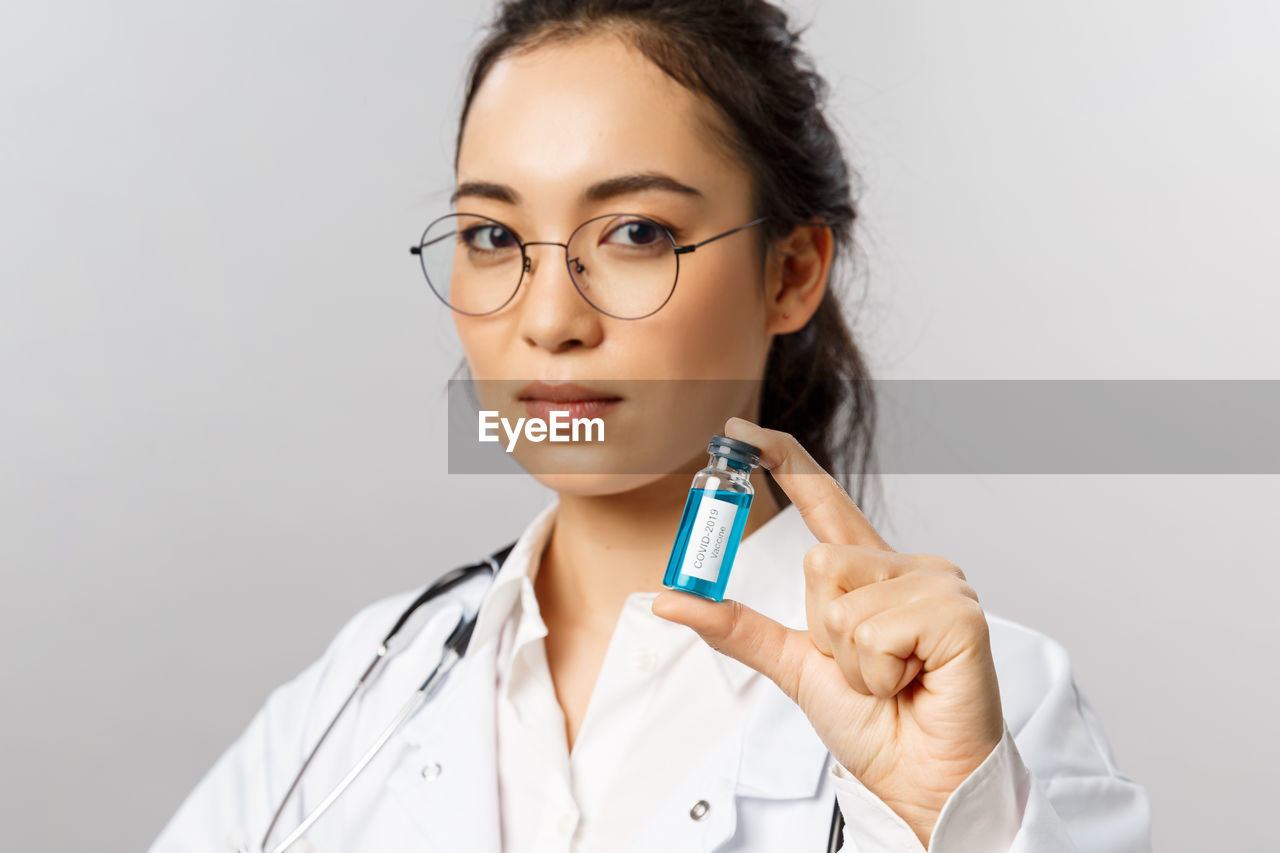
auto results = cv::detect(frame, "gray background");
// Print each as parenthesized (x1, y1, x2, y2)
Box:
(2, 1, 1276, 850)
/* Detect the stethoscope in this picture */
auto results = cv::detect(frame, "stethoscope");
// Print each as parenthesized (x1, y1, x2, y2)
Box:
(255, 542, 846, 853)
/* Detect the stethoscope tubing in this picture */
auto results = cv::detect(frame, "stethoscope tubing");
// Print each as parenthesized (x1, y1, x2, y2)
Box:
(259, 557, 500, 853)
(267, 639, 463, 853)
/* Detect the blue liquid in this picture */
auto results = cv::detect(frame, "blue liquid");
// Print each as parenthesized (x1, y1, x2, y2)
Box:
(662, 488, 753, 602)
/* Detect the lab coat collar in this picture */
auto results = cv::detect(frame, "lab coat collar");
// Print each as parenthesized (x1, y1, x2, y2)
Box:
(465, 495, 816, 696)
(465, 498, 558, 657)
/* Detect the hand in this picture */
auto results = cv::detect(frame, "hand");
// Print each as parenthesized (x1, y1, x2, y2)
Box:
(653, 418, 1004, 848)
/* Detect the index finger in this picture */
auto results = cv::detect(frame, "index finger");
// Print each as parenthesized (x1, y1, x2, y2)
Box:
(725, 416, 891, 551)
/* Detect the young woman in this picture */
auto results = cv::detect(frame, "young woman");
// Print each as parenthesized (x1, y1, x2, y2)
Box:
(152, 2, 1151, 851)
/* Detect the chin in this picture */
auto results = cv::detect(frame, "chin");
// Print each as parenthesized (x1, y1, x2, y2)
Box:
(528, 470, 671, 498)
(511, 442, 696, 498)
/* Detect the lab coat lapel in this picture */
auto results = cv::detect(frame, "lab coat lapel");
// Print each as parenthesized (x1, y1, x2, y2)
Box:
(622, 681, 832, 853)
(384, 637, 502, 853)
(726, 503, 831, 798)
(734, 680, 832, 801)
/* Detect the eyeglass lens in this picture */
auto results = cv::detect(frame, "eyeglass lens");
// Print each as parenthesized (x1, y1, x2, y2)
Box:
(415, 213, 679, 319)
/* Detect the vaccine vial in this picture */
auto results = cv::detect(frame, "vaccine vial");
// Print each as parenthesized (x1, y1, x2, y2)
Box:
(662, 434, 763, 602)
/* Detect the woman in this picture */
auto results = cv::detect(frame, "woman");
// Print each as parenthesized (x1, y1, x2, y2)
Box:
(152, 1, 1151, 850)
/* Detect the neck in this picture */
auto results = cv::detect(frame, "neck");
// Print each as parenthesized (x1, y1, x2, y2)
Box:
(533, 465, 782, 631)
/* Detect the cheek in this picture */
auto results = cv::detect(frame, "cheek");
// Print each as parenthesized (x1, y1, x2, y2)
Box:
(454, 320, 501, 380)
(635, 253, 770, 379)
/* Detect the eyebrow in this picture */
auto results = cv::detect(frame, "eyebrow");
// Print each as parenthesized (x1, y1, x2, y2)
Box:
(449, 172, 704, 206)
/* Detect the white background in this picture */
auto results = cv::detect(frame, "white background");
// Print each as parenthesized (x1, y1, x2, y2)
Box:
(1, 1, 1276, 850)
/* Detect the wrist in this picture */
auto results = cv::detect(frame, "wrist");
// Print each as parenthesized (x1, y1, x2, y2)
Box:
(876, 797, 942, 849)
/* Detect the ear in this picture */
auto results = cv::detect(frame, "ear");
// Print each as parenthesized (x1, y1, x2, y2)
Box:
(763, 220, 834, 334)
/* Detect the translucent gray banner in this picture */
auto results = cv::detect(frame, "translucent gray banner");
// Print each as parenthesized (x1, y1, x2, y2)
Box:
(446, 379, 1280, 474)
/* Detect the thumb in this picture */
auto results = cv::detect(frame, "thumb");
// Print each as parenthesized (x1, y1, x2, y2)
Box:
(652, 589, 805, 701)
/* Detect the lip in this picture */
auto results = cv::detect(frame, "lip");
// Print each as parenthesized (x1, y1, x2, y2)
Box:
(516, 381, 623, 422)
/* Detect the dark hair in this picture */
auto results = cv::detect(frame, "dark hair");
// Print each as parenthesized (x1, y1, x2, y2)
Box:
(454, 0, 878, 511)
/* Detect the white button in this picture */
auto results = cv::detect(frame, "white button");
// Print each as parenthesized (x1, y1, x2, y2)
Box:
(631, 647, 657, 672)
(420, 762, 443, 781)
(556, 812, 577, 838)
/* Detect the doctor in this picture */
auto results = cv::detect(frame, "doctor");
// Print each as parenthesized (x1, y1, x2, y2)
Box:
(151, 0, 1151, 850)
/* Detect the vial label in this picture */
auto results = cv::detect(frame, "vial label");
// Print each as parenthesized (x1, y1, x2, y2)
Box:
(679, 492, 741, 583)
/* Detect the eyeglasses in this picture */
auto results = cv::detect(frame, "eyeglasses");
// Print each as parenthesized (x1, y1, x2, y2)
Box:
(409, 212, 768, 320)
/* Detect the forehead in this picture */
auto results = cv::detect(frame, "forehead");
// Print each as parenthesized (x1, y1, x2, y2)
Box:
(456, 32, 750, 209)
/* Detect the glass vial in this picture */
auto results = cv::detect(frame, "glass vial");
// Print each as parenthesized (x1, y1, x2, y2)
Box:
(662, 434, 762, 602)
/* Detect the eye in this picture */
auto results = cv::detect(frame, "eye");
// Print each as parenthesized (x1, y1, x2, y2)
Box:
(461, 223, 519, 252)
(603, 217, 669, 248)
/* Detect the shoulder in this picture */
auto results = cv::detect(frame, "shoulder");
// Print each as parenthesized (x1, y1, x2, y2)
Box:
(985, 610, 1073, 687)
(983, 610, 1127, 778)
(317, 584, 429, 663)
(983, 610, 1076, 725)
(262, 583, 430, 724)
(308, 568, 489, 683)
(286, 570, 492, 739)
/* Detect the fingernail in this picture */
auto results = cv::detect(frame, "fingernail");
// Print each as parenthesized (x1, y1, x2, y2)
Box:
(725, 419, 778, 469)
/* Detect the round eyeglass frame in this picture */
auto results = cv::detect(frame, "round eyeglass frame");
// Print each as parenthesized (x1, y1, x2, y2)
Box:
(409, 212, 769, 320)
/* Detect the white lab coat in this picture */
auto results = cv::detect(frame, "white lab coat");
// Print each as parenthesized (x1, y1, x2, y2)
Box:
(150, 503, 1151, 852)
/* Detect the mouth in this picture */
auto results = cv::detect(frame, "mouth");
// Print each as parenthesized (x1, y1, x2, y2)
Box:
(516, 381, 624, 422)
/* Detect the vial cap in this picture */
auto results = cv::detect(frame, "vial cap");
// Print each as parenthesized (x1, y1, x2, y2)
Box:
(707, 434, 762, 469)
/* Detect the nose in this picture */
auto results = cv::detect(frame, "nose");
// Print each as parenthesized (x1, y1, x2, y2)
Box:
(516, 243, 603, 353)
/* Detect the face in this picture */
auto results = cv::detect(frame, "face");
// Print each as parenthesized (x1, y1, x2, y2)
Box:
(451, 33, 807, 494)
